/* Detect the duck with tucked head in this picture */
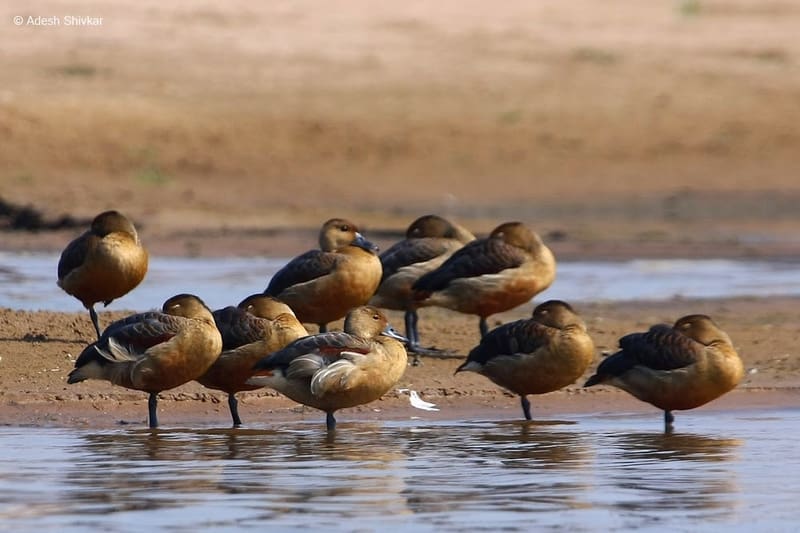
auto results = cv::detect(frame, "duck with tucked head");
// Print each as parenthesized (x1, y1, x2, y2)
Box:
(199, 294, 308, 426)
(265, 218, 382, 333)
(57, 210, 149, 339)
(67, 294, 223, 428)
(457, 300, 595, 420)
(412, 221, 555, 338)
(247, 306, 408, 431)
(370, 214, 474, 363)
(584, 314, 744, 431)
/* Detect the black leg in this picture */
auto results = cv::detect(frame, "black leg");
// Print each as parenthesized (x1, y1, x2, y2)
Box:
(405, 311, 421, 366)
(319, 323, 328, 334)
(148, 392, 159, 428)
(405, 310, 418, 345)
(89, 305, 102, 340)
(479, 317, 489, 338)
(229, 393, 242, 427)
(326, 412, 336, 431)
(521, 395, 532, 420)
(664, 410, 674, 432)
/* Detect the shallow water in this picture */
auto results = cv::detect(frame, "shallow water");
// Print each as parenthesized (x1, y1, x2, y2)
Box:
(2, 409, 799, 531)
(2, 252, 800, 311)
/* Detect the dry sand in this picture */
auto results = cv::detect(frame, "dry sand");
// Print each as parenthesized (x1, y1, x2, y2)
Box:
(1, 1, 799, 428)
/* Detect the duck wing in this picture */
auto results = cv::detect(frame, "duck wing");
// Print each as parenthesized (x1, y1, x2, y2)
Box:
(412, 238, 526, 293)
(379, 238, 454, 282)
(74, 312, 183, 368)
(213, 306, 267, 350)
(462, 318, 552, 367)
(253, 331, 371, 373)
(265, 250, 338, 295)
(57, 232, 92, 280)
(585, 324, 700, 385)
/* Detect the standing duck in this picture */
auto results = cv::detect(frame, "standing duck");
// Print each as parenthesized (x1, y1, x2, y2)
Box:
(247, 306, 408, 431)
(456, 300, 595, 420)
(370, 214, 474, 362)
(584, 314, 744, 431)
(57, 210, 149, 339)
(412, 221, 555, 338)
(67, 294, 222, 428)
(199, 294, 308, 426)
(265, 218, 382, 333)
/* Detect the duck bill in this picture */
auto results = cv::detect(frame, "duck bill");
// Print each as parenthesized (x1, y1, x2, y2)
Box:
(381, 325, 409, 343)
(351, 232, 379, 253)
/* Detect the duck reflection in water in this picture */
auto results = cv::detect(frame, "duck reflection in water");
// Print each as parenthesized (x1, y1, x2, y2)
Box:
(604, 431, 742, 517)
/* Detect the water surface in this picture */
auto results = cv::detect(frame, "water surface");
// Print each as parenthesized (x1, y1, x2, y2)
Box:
(2, 252, 799, 311)
(2, 409, 799, 531)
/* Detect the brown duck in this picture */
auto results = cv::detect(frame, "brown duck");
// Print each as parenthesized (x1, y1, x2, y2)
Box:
(57, 210, 149, 339)
(199, 294, 308, 426)
(247, 306, 408, 431)
(67, 294, 222, 428)
(412, 221, 555, 338)
(370, 214, 474, 361)
(265, 218, 382, 333)
(584, 314, 744, 431)
(457, 300, 595, 420)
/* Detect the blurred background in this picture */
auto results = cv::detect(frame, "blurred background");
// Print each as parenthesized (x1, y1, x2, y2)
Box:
(1, 0, 798, 257)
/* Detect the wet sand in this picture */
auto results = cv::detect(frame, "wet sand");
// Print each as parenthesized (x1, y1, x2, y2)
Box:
(1, 1, 799, 426)
(2, 295, 799, 428)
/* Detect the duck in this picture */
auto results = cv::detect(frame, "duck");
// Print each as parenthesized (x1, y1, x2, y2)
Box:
(583, 314, 744, 431)
(412, 221, 556, 338)
(199, 294, 308, 426)
(370, 214, 474, 363)
(57, 210, 149, 339)
(247, 306, 408, 431)
(67, 293, 222, 428)
(456, 300, 595, 420)
(264, 218, 382, 333)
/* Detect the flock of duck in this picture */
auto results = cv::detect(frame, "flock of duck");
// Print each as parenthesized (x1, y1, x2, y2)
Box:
(56, 210, 745, 431)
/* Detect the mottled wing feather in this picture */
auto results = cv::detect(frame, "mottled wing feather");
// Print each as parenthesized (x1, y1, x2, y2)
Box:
(413, 238, 526, 292)
(253, 331, 372, 371)
(73, 312, 180, 369)
(213, 306, 267, 350)
(597, 324, 700, 377)
(466, 319, 551, 365)
(379, 238, 452, 282)
(265, 250, 339, 296)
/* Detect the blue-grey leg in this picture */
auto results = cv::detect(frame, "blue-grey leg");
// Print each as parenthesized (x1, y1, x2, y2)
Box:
(664, 410, 675, 432)
(148, 392, 159, 428)
(521, 395, 532, 420)
(229, 393, 242, 427)
(326, 412, 336, 431)
(89, 305, 102, 340)
(479, 317, 489, 338)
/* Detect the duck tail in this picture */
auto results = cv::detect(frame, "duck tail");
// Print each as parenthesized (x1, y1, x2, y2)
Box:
(454, 360, 481, 375)
(583, 374, 604, 387)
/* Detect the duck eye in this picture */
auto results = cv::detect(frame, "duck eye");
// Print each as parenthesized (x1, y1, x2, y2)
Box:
(341, 225, 349, 231)
(373, 314, 380, 321)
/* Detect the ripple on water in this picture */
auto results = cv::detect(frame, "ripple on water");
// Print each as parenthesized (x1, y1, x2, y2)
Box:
(2, 410, 800, 530)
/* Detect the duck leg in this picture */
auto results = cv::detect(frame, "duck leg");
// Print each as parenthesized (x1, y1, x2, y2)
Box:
(148, 392, 159, 428)
(229, 393, 242, 427)
(88, 305, 102, 339)
(326, 412, 337, 431)
(664, 410, 675, 432)
(479, 317, 489, 338)
(319, 323, 328, 334)
(520, 395, 532, 420)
